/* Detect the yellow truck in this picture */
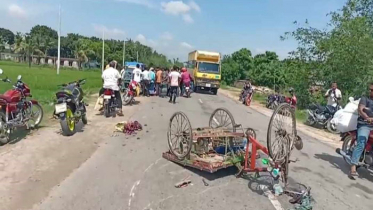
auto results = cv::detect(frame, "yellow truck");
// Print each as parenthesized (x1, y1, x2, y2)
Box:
(187, 50, 221, 95)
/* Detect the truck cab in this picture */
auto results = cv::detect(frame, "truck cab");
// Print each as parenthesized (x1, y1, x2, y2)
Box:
(187, 50, 221, 95)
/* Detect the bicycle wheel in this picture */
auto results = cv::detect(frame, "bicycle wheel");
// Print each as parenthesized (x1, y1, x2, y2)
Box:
(209, 108, 236, 132)
(267, 103, 296, 163)
(167, 112, 193, 159)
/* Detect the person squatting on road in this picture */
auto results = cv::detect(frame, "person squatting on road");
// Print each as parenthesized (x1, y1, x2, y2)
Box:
(141, 68, 150, 97)
(99, 60, 123, 116)
(168, 67, 181, 104)
(350, 83, 373, 177)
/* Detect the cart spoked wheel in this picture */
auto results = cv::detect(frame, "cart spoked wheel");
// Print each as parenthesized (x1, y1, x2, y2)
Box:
(245, 128, 257, 140)
(267, 103, 296, 164)
(209, 108, 236, 132)
(168, 112, 193, 160)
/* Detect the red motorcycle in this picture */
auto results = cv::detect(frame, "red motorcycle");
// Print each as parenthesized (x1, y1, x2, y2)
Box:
(245, 90, 254, 106)
(122, 80, 136, 106)
(0, 70, 43, 144)
(337, 129, 373, 173)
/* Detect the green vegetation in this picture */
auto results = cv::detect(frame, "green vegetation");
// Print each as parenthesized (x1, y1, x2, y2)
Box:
(0, 61, 102, 116)
(221, 0, 373, 110)
(1, 25, 184, 69)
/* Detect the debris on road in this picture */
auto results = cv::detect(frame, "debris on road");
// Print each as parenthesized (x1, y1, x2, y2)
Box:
(115, 121, 143, 135)
(175, 180, 192, 188)
(202, 179, 209, 186)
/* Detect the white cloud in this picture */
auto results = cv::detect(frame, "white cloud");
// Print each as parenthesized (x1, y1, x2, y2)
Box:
(161, 1, 200, 23)
(160, 32, 173, 40)
(8, 4, 26, 19)
(135, 34, 147, 44)
(182, 14, 193, 23)
(188, 1, 200, 13)
(180, 42, 193, 49)
(116, 0, 154, 8)
(92, 24, 126, 40)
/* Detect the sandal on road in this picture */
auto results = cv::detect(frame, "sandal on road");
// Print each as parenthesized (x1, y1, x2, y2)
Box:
(349, 171, 359, 178)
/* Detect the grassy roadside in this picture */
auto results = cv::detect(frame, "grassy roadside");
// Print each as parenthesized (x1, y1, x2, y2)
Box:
(221, 85, 307, 122)
(0, 61, 102, 125)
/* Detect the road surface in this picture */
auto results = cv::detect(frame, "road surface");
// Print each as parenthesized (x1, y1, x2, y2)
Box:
(2, 92, 373, 210)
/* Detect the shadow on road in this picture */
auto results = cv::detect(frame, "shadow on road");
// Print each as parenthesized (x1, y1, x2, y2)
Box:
(8, 125, 48, 145)
(183, 166, 237, 181)
(314, 152, 373, 183)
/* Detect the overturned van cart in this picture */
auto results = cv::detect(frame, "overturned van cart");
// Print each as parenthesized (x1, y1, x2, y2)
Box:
(162, 104, 303, 186)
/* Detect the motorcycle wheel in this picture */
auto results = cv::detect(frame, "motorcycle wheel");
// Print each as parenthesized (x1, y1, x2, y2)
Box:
(306, 113, 316, 126)
(341, 135, 354, 164)
(327, 120, 340, 134)
(0, 112, 9, 145)
(82, 113, 88, 125)
(30, 104, 44, 127)
(122, 90, 134, 106)
(60, 106, 76, 136)
(104, 102, 110, 118)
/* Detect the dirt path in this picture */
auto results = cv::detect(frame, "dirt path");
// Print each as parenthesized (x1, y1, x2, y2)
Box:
(219, 88, 342, 148)
(0, 96, 148, 210)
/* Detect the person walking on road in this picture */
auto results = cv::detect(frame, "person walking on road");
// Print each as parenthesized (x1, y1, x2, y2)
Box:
(169, 67, 181, 104)
(149, 67, 156, 95)
(132, 64, 142, 96)
(156, 68, 162, 96)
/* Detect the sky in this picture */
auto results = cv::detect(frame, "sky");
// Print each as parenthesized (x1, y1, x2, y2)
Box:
(0, 0, 347, 61)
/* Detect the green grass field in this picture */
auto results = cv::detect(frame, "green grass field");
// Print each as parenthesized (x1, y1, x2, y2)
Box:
(0, 61, 102, 118)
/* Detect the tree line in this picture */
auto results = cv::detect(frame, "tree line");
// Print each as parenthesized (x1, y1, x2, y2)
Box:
(0, 25, 183, 69)
(222, 0, 373, 109)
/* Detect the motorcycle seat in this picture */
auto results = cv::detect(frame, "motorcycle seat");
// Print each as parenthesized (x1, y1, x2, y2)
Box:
(326, 105, 336, 114)
(0, 94, 12, 102)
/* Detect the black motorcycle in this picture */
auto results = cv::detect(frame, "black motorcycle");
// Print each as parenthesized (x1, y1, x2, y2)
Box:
(306, 103, 341, 134)
(54, 79, 87, 136)
(266, 94, 285, 110)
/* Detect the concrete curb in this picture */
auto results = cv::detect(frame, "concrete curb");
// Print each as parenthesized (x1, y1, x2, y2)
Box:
(219, 89, 342, 148)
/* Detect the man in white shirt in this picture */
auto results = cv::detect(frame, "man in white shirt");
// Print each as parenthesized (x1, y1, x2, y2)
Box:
(325, 82, 342, 107)
(141, 68, 150, 97)
(168, 66, 181, 104)
(99, 61, 123, 116)
(132, 64, 142, 83)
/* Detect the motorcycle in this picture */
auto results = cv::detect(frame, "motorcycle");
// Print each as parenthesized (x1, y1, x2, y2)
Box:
(306, 103, 342, 134)
(0, 69, 43, 144)
(54, 79, 87, 136)
(122, 81, 136, 106)
(266, 94, 283, 109)
(336, 126, 373, 174)
(103, 88, 119, 117)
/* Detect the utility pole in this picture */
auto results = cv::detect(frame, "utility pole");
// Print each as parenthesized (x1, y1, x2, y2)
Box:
(122, 40, 125, 67)
(57, 4, 61, 75)
(136, 51, 138, 62)
(101, 30, 105, 72)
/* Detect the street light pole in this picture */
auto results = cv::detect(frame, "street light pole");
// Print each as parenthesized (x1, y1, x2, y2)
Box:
(122, 40, 125, 67)
(101, 30, 105, 72)
(57, 4, 61, 75)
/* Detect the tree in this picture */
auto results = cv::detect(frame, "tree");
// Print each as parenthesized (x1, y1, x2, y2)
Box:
(0, 28, 15, 45)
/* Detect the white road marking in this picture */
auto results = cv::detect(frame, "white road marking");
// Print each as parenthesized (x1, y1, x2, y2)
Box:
(128, 180, 141, 209)
(199, 99, 203, 104)
(144, 163, 154, 173)
(260, 185, 284, 210)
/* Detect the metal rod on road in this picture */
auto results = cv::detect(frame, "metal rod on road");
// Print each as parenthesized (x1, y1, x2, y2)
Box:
(57, 4, 61, 75)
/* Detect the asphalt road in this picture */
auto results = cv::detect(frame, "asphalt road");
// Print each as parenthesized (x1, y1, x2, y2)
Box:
(31, 92, 373, 210)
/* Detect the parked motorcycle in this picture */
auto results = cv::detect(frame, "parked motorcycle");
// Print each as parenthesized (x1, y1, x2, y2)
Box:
(0, 69, 43, 144)
(266, 94, 285, 109)
(54, 79, 87, 136)
(336, 126, 373, 174)
(306, 103, 341, 134)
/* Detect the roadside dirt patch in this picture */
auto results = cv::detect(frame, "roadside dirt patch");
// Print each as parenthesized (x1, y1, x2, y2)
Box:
(0, 95, 149, 210)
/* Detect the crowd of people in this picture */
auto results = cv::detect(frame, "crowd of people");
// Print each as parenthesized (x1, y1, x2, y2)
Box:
(129, 64, 193, 104)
